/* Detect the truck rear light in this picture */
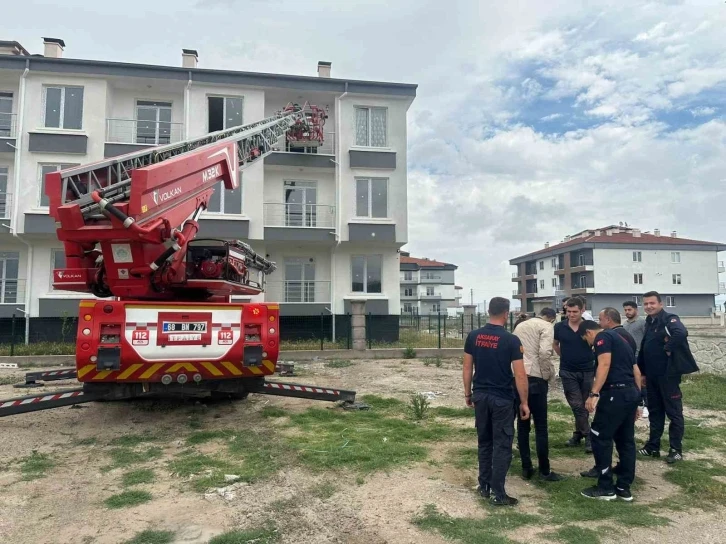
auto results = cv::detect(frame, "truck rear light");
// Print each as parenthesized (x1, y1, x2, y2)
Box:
(100, 324, 121, 344)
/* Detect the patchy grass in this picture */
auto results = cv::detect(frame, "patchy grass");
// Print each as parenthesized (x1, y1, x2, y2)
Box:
(208, 524, 279, 544)
(310, 481, 337, 500)
(681, 374, 726, 411)
(122, 469, 156, 487)
(104, 490, 153, 509)
(413, 504, 540, 544)
(0, 341, 75, 356)
(20, 451, 55, 481)
(325, 359, 353, 369)
(408, 392, 431, 420)
(0, 375, 21, 386)
(432, 406, 474, 419)
(73, 437, 98, 446)
(110, 433, 162, 447)
(663, 459, 726, 506)
(260, 406, 287, 418)
(123, 529, 175, 544)
(104, 447, 163, 471)
(542, 525, 609, 543)
(186, 429, 235, 445)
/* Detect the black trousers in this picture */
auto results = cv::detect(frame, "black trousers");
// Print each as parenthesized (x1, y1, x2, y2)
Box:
(474, 391, 515, 498)
(590, 385, 640, 493)
(515, 377, 550, 475)
(560, 369, 594, 440)
(644, 374, 684, 452)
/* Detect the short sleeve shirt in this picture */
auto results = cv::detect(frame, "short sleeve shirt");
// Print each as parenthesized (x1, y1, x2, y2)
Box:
(554, 320, 595, 373)
(593, 329, 636, 386)
(465, 324, 523, 400)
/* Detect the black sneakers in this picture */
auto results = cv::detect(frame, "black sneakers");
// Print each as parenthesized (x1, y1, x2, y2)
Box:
(666, 449, 683, 464)
(541, 471, 565, 482)
(522, 467, 535, 480)
(615, 487, 633, 502)
(584, 438, 593, 454)
(581, 486, 616, 501)
(580, 466, 599, 478)
(478, 484, 491, 499)
(490, 494, 519, 506)
(638, 447, 660, 458)
(565, 435, 582, 447)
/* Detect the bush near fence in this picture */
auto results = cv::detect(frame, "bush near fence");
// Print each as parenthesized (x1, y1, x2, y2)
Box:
(0, 313, 510, 354)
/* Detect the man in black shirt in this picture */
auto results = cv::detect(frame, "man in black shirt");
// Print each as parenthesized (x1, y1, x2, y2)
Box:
(553, 297, 595, 453)
(578, 321, 642, 501)
(464, 297, 530, 507)
(637, 291, 698, 464)
(598, 307, 638, 354)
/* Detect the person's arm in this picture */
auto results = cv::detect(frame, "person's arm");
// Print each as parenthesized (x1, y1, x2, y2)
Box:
(552, 323, 561, 356)
(540, 324, 555, 377)
(463, 353, 474, 408)
(585, 334, 612, 413)
(664, 315, 687, 352)
(633, 363, 642, 393)
(510, 336, 529, 420)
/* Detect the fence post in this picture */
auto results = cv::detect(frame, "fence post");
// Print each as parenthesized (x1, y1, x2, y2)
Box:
(10, 313, 16, 357)
(443, 313, 447, 341)
(460, 313, 464, 339)
(478, 313, 481, 328)
(437, 312, 441, 349)
(347, 313, 352, 350)
(367, 313, 372, 350)
(320, 312, 324, 351)
(470, 314, 474, 333)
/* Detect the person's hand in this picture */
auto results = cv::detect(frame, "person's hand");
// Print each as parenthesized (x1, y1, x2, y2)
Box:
(635, 407, 642, 421)
(641, 376, 646, 388)
(585, 395, 598, 413)
(465, 394, 473, 408)
(519, 403, 530, 420)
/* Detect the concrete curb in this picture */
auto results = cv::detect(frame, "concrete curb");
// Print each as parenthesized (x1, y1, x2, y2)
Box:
(0, 348, 464, 368)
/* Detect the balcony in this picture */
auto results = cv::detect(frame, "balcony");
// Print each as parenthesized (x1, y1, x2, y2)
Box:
(719, 282, 726, 295)
(0, 279, 25, 305)
(420, 293, 442, 300)
(264, 281, 331, 304)
(263, 203, 336, 242)
(266, 132, 336, 169)
(0, 112, 17, 139)
(571, 279, 595, 294)
(401, 293, 418, 300)
(421, 276, 442, 283)
(0, 192, 11, 220)
(105, 119, 184, 157)
(401, 277, 417, 284)
(719, 261, 725, 273)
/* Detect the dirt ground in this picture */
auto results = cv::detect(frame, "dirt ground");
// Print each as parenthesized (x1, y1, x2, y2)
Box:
(1, 358, 725, 544)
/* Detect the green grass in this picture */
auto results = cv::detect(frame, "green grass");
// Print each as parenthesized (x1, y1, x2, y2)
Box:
(104, 490, 153, 509)
(20, 451, 55, 481)
(260, 406, 287, 418)
(681, 374, 726, 411)
(432, 406, 475, 419)
(663, 459, 726, 506)
(0, 375, 21, 386)
(123, 529, 175, 544)
(0, 341, 75, 356)
(208, 525, 279, 544)
(542, 525, 609, 544)
(325, 359, 353, 368)
(122, 469, 155, 487)
(413, 504, 540, 544)
(105, 447, 163, 470)
(186, 429, 235, 445)
(310, 481, 337, 499)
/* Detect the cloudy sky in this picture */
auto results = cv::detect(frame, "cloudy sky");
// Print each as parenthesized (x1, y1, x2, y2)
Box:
(7, 0, 726, 308)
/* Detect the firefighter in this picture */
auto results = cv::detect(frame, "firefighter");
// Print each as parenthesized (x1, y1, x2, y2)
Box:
(579, 320, 642, 501)
(463, 297, 530, 506)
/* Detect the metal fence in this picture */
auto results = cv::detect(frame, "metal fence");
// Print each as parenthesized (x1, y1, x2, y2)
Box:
(0, 313, 513, 354)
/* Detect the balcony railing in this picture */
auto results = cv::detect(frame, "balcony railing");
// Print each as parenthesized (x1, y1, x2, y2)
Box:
(719, 261, 725, 273)
(719, 282, 726, 295)
(0, 193, 11, 220)
(401, 293, 418, 300)
(572, 280, 595, 289)
(264, 281, 331, 304)
(401, 277, 417, 284)
(263, 203, 335, 229)
(274, 131, 336, 156)
(106, 118, 184, 145)
(421, 276, 442, 283)
(420, 293, 442, 300)
(572, 257, 594, 267)
(0, 279, 25, 305)
(0, 113, 17, 138)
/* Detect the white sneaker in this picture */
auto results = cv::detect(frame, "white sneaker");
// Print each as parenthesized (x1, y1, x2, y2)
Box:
(641, 407, 649, 418)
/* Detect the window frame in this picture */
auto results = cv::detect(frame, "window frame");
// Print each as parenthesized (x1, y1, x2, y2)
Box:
(671, 252, 681, 264)
(633, 251, 642, 262)
(354, 177, 389, 219)
(42, 85, 84, 130)
(539, 261, 544, 270)
(135, 99, 173, 145)
(353, 105, 388, 148)
(672, 273, 682, 285)
(204, 175, 243, 215)
(666, 296, 676, 307)
(551, 258, 557, 268)
(207, 95, 244, 132)
(552, 278, 557, 288)
(539, 279, 545, 289)
(351, 254, 383, 294)
(634, 273, 643, 285)
(632, 295, 642, 306)
(38, 163, 79, 208)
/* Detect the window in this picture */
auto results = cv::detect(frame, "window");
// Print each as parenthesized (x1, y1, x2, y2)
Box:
(671, 252, 681, 263)
(0, 92, 12, 137)
(404, 288, 413, 297)
(539, 279, 545, 289)
(539, 261, 544, 270)
(403, 271, 412, 281)
(633, 251, 642, 262)
(0, 251, 19, 304)
(403, 303, 412, 313)
(355, 177, 388, 218)
(208, 96, 243, 132)
(351, 255, 382, 293)
(432, 304, 440, 313)
(136, 100, 172, 145)
(552, 278, 557, 288)
(354, 106, 387, 147)
(632, 296, 642, 306)
(578, 253, 586, 266)
(667, 296, 676, 307)
(634, 273, 643, 285)
(50, 249, 66, 291)
(284, 257, 316, 302)
(38, 163, 78, 207)
(284, 181, 317, 226)
(551, 258, 557, 268)
(0, 166, 8, 219)
(673, 274, 681, 285)
(426, 286, 435, 296)
(206, 176, 242, 214)
(43, 85, 83, 129)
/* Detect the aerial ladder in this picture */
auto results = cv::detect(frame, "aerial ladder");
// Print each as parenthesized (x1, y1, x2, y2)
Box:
(0, 102, 357, 417)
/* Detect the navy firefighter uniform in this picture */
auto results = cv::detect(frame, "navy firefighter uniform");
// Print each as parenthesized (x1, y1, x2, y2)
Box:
(464, 323, 524, 502)
(586, 328, 640, 500)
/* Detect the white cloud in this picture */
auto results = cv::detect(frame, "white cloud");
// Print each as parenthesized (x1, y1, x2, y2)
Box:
(690, 107, 717, 117)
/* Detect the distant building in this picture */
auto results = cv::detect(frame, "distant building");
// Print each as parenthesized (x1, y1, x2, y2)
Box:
(510, 225, 726, 316)
(400, 252, 459, 315)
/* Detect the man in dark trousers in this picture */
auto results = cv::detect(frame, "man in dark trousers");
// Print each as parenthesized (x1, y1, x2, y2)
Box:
(553, 297, 595, 453)
(513, 307, 564, 482)
(638, 291, 699, 464)
(463, 297, 530, 506)
(579, 320, 642, 501)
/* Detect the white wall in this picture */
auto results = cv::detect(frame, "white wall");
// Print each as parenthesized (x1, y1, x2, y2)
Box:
(262, 167, 335, 208)
(535, 256, 558, 295)
(594, 248, 720, 294)
(336, 94, 410, 243)
(332, 245, 401, 314)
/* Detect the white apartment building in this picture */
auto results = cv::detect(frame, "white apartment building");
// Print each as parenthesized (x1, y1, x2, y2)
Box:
(510, 225, 726, 316)
(0, 38, 417, 318)
(399, 252, 461, 315)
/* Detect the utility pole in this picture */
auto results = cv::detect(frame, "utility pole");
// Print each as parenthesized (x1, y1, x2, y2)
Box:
(470, 289, 474, 305)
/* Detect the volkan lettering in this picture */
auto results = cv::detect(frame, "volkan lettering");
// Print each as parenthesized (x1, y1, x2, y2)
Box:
(152, 186, 183, 206)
